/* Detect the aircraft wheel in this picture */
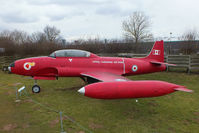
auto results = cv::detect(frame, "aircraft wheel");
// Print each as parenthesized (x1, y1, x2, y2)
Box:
(32, 85, 41, 93)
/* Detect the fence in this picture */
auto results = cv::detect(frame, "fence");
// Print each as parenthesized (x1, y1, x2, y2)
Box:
(165, 55, 199, 73)
(0, 55, 33, 71)
(1, 55, 199, 73)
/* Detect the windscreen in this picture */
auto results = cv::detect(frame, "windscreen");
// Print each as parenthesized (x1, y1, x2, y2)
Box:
(54, 50, 90, 57)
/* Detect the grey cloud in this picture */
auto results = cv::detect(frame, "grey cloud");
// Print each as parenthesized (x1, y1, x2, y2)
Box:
(49, 15, 66, 21)
(95, 6, 132, 17)
(0, 12, 39, 23)
(28, 0, 106, 6)
(48, 11, 85, 21)
(96, 7, 120, 15)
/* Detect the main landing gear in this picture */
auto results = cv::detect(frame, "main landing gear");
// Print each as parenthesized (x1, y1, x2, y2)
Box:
(32, 80, 41, 93)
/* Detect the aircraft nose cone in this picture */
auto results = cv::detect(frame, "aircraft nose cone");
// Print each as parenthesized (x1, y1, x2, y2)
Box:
(78, 87, 85, 94)
(8, 67, 11, 72)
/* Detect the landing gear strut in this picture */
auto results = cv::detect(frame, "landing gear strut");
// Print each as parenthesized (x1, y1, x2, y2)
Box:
(32, 80, 41, 93)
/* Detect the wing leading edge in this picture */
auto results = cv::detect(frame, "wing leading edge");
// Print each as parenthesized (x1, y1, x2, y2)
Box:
(81, 72, 130, 82)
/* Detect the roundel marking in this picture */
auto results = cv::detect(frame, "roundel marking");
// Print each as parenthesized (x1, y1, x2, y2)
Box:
(132, 65, 138, 72)
(24, 63, 31, 70)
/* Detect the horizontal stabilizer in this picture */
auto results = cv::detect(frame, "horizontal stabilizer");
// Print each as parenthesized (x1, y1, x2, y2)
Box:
(174, 88, 193, 93)
(150, 61, 176, 66)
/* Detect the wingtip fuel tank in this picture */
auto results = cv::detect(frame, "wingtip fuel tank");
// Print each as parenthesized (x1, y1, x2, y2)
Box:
(78, 81, 192, 99)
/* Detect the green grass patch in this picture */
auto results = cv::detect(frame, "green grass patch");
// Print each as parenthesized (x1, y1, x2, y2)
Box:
(0, 71, 199, 133)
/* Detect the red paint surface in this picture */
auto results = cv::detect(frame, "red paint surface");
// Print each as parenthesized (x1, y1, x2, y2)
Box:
(83, 81, 190, 99)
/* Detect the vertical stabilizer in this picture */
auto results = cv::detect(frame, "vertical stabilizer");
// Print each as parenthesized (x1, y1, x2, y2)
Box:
(144, 40, 164, 62)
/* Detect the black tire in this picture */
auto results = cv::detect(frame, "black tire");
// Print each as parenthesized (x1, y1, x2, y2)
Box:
(32, 85, 41, 93)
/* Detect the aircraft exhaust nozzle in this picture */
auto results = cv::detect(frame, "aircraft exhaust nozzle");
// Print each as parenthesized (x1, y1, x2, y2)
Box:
(78, 81, 192, 99)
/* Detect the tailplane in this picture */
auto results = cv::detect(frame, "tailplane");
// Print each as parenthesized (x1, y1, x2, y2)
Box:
(144, 40, 164, 62)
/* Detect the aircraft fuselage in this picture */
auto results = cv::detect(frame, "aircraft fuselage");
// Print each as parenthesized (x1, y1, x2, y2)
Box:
(11, 55, 166, 79)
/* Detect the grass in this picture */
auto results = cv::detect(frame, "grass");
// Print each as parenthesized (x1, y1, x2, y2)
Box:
(0, 71, 199, 133)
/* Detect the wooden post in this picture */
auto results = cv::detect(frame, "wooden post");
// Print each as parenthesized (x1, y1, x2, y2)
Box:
(188, 55, 191, 74)
(166, 55, 169, 72)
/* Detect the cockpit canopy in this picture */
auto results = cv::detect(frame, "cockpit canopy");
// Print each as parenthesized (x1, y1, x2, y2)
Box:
(49, 49, 90, 58)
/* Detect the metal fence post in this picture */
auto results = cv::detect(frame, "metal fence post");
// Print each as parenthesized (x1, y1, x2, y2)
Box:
(60, 112, 66, 133)
(15, 87, 21, 102)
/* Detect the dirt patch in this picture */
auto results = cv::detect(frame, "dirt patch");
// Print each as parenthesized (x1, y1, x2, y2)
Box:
(50, 118, 59, 128)
(33, 106, 42, 112)
(13, 83, 22, 86)
(183, 120, 190, 125)
(194, 112, 199, 116)
(148, 102, 159, 107)
(5, 90, 13, 95)
(0, 83, 8, 87)
(193, 112, 199, 123)
(24, 99, 33, 103)
(127, 115, 134, 120)
(2, 123, 17, 131)
(49, 117, 67, 128)
(166, 95, 172, 99)
(89, 122, 103, 129)
(195, 118, 199, 123)
(22, 123, 30, 129)
(78, 131, 85, 133)
(168, 127, 176, 132)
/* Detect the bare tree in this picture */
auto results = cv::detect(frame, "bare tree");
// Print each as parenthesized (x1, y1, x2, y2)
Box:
(179, 29, 198, 54)
(122, 11, 153, 43)
(30, 32, 47, 43)
(43, 25, 61, 43)
(0, 30, 30, 45)
(180, 29, 198, 41)
(0, 30, 12, 40)
(10, 30, 29, 44)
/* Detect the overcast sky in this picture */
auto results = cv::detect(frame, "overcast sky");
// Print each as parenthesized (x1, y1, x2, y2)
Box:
(0, 0, 198, 41)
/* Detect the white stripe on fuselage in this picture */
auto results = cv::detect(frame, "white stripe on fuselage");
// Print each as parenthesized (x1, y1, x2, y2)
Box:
(92, 61, 124, 64)
(92, 59, 125, 74)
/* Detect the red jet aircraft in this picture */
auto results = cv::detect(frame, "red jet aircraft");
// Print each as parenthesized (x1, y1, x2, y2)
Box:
(8, 40, 192, 99)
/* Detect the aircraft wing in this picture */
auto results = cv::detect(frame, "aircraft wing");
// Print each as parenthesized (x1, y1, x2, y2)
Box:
(81, 72, 131, 82)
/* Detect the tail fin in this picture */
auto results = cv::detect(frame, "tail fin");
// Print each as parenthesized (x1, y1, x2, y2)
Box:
(144, 40, 164, 62)
(174, 87, 193, 93)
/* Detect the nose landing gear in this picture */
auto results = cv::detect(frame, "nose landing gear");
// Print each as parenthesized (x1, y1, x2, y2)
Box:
(32, 80, 41, 93)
